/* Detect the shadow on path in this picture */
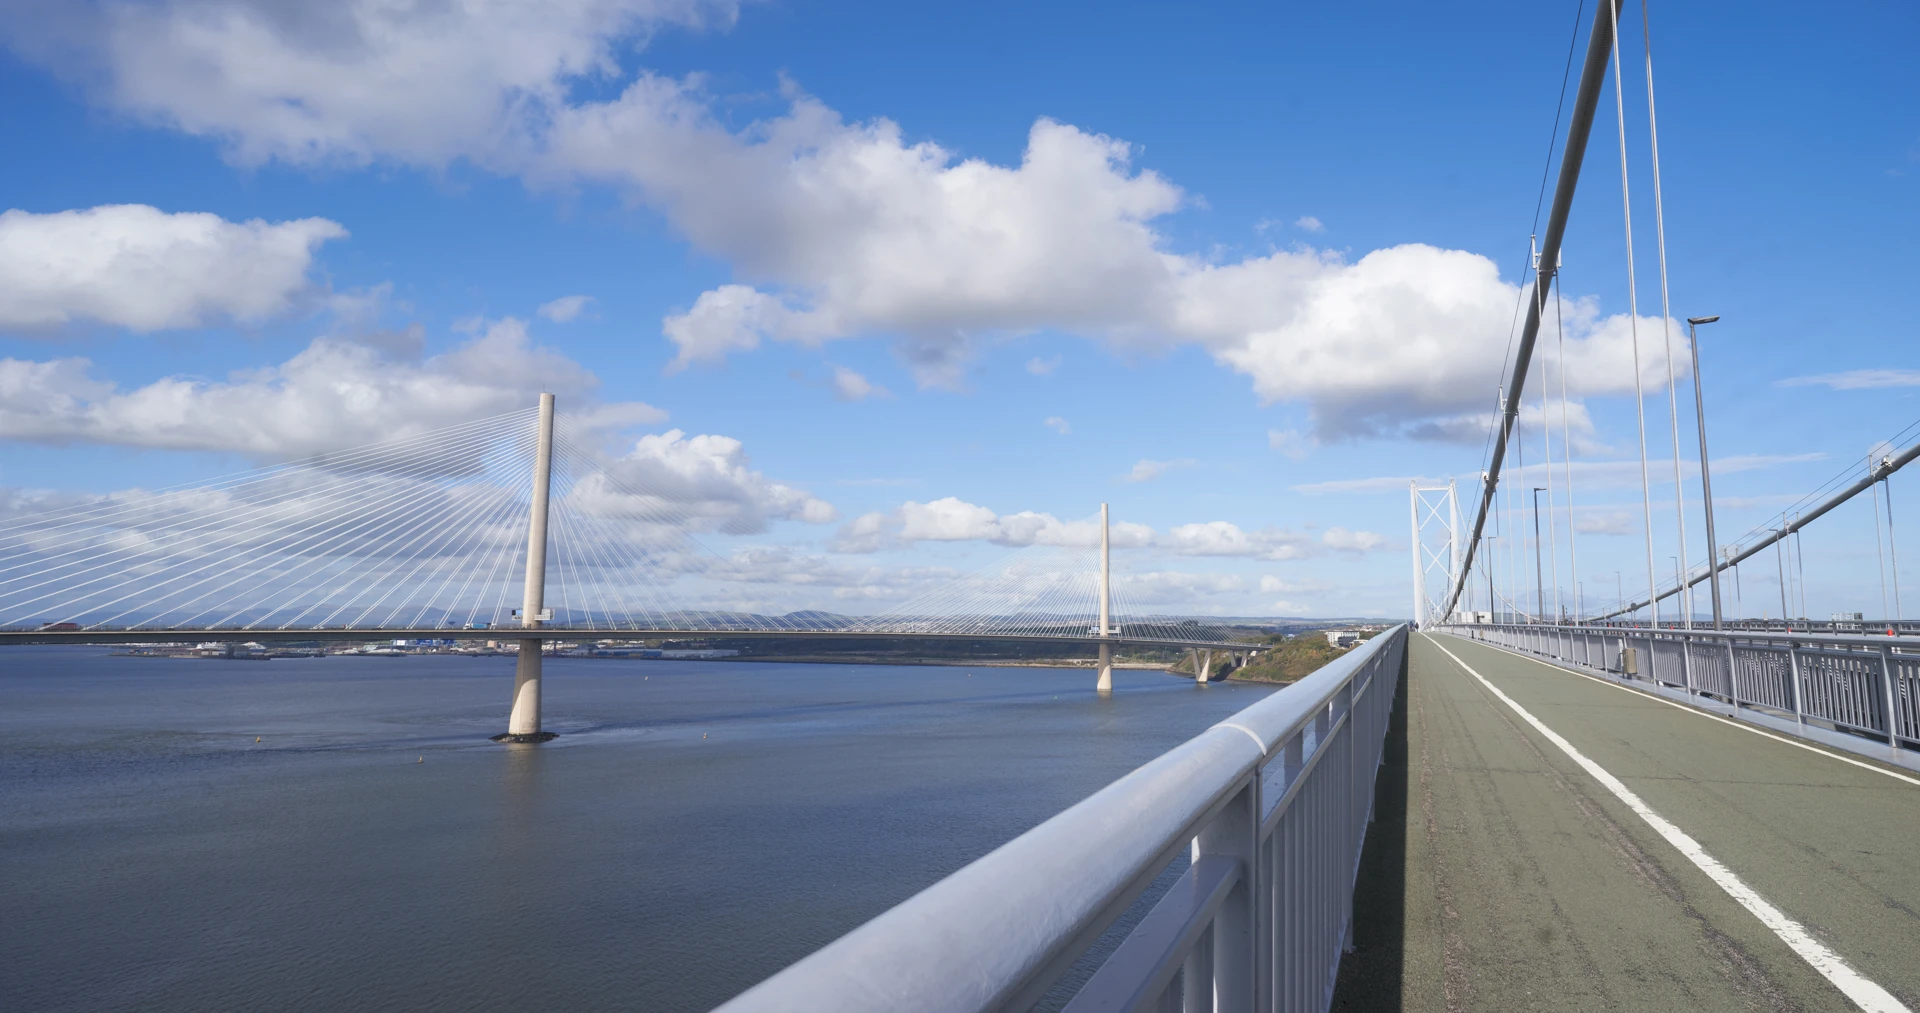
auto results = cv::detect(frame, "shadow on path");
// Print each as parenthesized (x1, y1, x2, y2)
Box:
(1328, 651, 1409, 1011)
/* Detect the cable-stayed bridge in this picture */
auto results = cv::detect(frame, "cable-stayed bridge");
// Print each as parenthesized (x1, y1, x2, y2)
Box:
(0, 393, 1253, 737)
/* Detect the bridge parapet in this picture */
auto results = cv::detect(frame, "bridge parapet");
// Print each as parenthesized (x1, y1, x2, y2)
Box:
(715, 626, 1408, 1012)
(1444, 622, 1920, 773)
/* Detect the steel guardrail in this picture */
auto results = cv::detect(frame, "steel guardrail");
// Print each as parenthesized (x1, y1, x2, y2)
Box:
(1444, 622, 1919, 771)
(713, 625, 1408, 1013)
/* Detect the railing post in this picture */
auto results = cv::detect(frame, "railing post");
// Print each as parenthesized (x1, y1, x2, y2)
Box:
(1681, 631, 1695, 695)
(1726, 634, 1740, 707)
(1880, 644, 1900, 748)
(1787, 638, 1805, 733)
(1192, 770, 1258, 1013)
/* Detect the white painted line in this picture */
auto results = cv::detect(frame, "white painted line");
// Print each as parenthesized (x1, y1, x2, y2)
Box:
(1423, 634, 1912, 1013)
(1449, 634, 1920, 788)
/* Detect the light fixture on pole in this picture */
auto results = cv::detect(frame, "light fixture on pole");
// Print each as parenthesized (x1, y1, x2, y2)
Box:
(1687, 315, 1724, 630)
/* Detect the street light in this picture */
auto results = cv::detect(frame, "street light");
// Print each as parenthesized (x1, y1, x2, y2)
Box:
(1688, 314, 1724, 630)
(1532, 488, 1547, 625)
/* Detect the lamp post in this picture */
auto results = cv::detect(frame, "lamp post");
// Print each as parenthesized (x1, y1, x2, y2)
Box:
(1532, 487, 1547, 625)
(1687, 315, 1724, 630)
(1614, 571, 1623, 624)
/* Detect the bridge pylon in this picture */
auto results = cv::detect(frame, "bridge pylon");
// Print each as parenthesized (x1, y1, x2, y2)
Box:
(1096, 502, 1114, 692)
(498, 392, 557, 743)
(1409, 479, 1461, 628)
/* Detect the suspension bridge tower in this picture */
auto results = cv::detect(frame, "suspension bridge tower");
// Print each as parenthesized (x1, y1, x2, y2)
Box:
(1408, 479, 1461, 628)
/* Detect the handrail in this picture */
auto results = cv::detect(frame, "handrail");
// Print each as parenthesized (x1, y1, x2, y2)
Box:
(715, 626, 1409, 1013)
(1443, 622, 1918, 770)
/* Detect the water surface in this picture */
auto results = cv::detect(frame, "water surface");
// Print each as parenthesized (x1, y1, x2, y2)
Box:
(2, 648, 1276, 1011)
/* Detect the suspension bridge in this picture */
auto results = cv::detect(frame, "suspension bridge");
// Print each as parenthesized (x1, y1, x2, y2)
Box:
(713, 2, 1920, 1011)
(8, 2, 1920, 1011)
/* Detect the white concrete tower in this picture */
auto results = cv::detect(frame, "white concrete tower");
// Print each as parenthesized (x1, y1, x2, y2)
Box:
(1096, 502, 1113, 692)
(506, 392, 556, 740)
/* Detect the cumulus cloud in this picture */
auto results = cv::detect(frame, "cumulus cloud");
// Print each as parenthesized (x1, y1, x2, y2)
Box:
(566, 429, 836, 535)
(10, 2, 1693, 436)
(832, 497, 1154, 554)
(1293, 215, 1324, 233)
(0, 204, 344, 332)
(537, 294, 594, 323)
(1116, 570, 1250, 604)
(829, 365, 889, 401)
(1322, 527, 1386, 552)
(1123, 458, 1195, 483)
(1044, 416, 1071, 435)
(831, 497, 1389, 561)
(1026, 355, 1061, 376)
(1162, 522, 1314, 561)
(0, 317, 663, 457)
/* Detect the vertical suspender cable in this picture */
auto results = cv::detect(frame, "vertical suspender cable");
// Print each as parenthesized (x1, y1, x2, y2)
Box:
(1873, 458, 1891, 619)
(1609, 0, 1661, 629)
(1887, 477, 1903, 619)
(1641, 0, 1692, 628)
(1537, 275, 1562, 621)
(1556, 272, 1582, 620)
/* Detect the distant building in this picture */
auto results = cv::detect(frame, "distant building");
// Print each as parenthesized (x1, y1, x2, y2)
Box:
(1323, 631, 1360, 648)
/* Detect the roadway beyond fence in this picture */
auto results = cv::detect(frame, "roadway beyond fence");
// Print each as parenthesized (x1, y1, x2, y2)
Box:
(1334, 631, 1920, 1012)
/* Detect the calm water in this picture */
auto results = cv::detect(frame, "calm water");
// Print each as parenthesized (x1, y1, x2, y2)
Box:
(1, 648, 1277, 1011)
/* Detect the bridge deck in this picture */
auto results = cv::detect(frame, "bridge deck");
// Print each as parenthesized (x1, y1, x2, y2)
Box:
(1334, 631, 1920, 1012)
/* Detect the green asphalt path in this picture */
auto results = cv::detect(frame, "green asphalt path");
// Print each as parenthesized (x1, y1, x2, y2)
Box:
(1332, 631, 1920, 1012)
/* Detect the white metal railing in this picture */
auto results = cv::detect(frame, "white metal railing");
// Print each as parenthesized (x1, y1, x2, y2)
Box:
(714, 626, 1409, 1013)
(1447, 622, 1920, 762)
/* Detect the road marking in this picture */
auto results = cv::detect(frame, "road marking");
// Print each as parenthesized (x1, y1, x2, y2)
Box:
(1423, 634, 1912, 1013)
(1450, 634, 1920, 788)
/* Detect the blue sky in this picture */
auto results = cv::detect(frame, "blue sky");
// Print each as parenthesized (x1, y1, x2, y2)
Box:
(0, 0, 1916, 620)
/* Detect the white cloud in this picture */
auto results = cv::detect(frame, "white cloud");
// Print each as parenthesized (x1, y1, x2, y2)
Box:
(1026, 355, 1061, 376)
(566, 428, 836, 535)
(1267, 428, 1312, 461)
(30, 0, 741, 167)
(0, 204, 344, 331)
(1574, 510, 1637, 536)
(1044, 416, 1072, 435)
(537, 294, 594, 323)
(830, 500, 1388, 562)
(1322, 526, 1386, 552)
(832, 497, 1155, 554)
(1116, 570, 1249, 604)
(1777, 369, 1920, 390)
(829, 365, 889, 402)
(0, 317, 664, 457)
(1260, 575, 1334, 594)
(1162, 521, 1314, 561)
(20, 2, 1692, 437)
(1293, 215, 1324, 233)
(1123, 458, 1195, 483)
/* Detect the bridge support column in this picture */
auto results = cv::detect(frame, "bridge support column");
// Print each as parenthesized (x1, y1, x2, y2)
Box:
(496, 392, 557, 744)
(508, 639, 544, 736)
(1096, 502, 1114, 693)
(1198, 648, 1213, 685)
